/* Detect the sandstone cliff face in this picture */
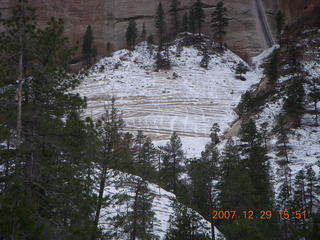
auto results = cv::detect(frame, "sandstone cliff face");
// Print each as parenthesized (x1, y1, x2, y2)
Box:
(280, 0, 320, 24)
(2, 0, 317, 59)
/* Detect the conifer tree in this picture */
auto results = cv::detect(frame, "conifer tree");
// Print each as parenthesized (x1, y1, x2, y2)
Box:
(200, 47, 210, 68)
(155, 2, 166, 50)
(305, 165, 316, 216)
(235, 62, 249, 80)
(237, 91, 254, 116)
(112, 177, 158, 240)
(82, 25, 96, 68)
(1, 3, 101, 238)
(211, 1, 229, 49)
(283, 77, 306, 127)
(307, 77, 320, 126)
(94, 99, 125, 226)
(126, 19, 138, 50)
(141, 23, 147, 42)
(273, 114, 290, 163)
(169, 0, 181, 36)
(189, 7, 196, 36)
(181, 12, 189, 32)
(275, 10, 284, 45)
(192, 0, 205, 40)
(160, 132, 184, 194)
(147, 34, 154, 55)
(165, 201, 210, 240)
(265, 49, 280, 84)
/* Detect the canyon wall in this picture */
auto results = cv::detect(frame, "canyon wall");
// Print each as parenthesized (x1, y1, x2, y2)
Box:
(1, 0, 319, 59)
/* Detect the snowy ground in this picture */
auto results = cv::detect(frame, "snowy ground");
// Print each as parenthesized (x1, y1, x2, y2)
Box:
(252, 33, 320, 191)
(99, 170, 224, 239)
(76, 42, 263, 156)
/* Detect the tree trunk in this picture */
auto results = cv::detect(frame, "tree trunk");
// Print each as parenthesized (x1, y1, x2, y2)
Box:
(314, 101, 318, 126)
(94, 166, 107, 226)
(131, 181, 141, 240)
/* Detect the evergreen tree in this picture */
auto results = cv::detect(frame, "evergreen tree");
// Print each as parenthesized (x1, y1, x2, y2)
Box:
(265, 49, 280, 84)
(238, 120, 277, 239)
(82, 25, 96, 68)
(211, 1, 229, 49)
(283, 77, 306, 127)
(235, 62, 249, 80)
(112, 177, 158, 240)
(160, 132, 184, 194)
(94, 99, 125, 226)
(189, 7, 196, 36)
(200, 47, 210, 68)
(273, 114, 291, 163)
(165, 201, 210, 240)
(155, 2, 166, 51)
(276, 160, 293, 239)
(181, 12, 189, 32)
(141, 23, 147, 42)
(287, 42, 303, 74)
(192, 0, 205, 40)
(305, 165, 316, 216)
(169, 0, 181, 36)
(307, 77, 320, 126)
(126, 19, 138, 50)
(275, 10, 284, 45)
(147, 34, 154, 56)
(237, 91, 254, 116)
(0, 3, 101, 238)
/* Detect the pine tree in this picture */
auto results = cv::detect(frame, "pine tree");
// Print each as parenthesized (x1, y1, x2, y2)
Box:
(1, 3, 101, 238)
(147, 34, 154, 55)
(235, 62, 249, 80)
(112, 177, 158, 240)
(141, 23, 147, 42)
(160, 132, 184, 194)
(200, 47, 210, 68)
(276, 160, 293, 239)
(169, 0, 181, 36)
(181, 12, 189, 32)
(283, 77, 306, 127)
(273, 114, 291, 163)
(305, 165, 317, 216)
(307, 77, 320, 126)
(265, 49, 280, 84)
(94, 99, 125, 226)
(275, 10, 284, 45)
(239, 120, 274, 210)
(126, 19, 138, 50)
(237, 91, 254, 116)
(211, 1, 229, 49)
(155, 2, 166, 51)
(192, 0, 205, 40)
(189, 7, 196, 36)
(189, 125, 220, 239)
(165, 201, 210, 240)
(82, 25, 96, 68)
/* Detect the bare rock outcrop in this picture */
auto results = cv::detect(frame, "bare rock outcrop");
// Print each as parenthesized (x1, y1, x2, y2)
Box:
(2, 0, 318, 59)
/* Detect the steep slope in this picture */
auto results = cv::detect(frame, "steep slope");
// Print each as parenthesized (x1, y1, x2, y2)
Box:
(76, 38, 262, 156)
(98, 170, 224, 239)
(232, 28, 320, 196)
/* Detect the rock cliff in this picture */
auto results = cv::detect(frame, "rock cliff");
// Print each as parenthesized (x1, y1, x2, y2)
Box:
(1, 0, 319, 59)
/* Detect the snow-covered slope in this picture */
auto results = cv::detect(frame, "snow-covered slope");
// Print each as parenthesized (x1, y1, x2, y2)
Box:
(99, 170, 224, 239)
(250, 29, 320, 186)
(76, 41, 262, 156)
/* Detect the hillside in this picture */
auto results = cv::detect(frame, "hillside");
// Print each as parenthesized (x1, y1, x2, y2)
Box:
(76, 35, 264, 156)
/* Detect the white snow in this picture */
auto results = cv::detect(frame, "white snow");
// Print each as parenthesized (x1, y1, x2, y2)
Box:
(98, 170, 224, 239)
(76, 42, 262, 156)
